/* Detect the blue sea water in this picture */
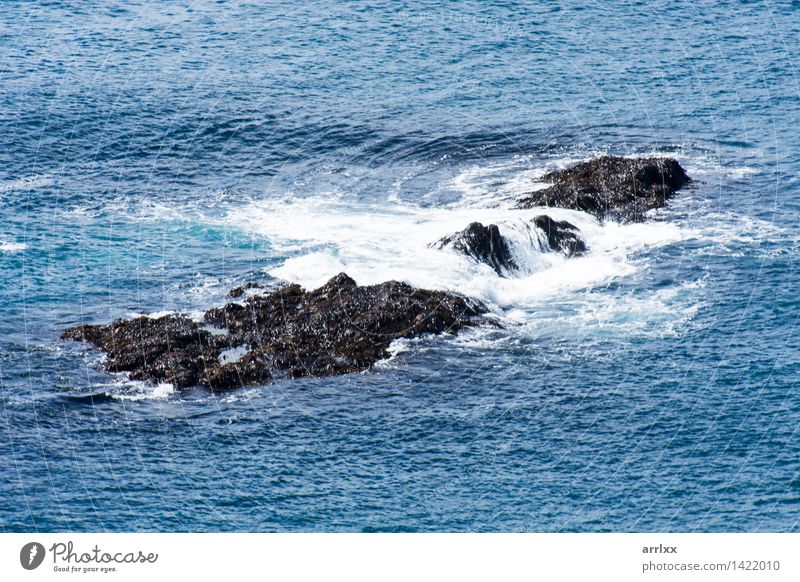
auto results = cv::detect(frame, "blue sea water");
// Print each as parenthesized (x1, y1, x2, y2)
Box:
(2, 0, 800, 532)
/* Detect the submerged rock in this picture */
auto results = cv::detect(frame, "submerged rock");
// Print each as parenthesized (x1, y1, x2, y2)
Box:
(435, 217, 587, 273)
(434, 222, 517, 275)
(227, 282, 264, 298)
(62, 273, 484, 391)
(533, 215, 587, 257)
(517, 156, 690, 222)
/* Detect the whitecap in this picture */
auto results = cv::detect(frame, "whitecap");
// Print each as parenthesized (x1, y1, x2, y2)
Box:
(0, 240, 27, 253)
(112, 382, 175, 401)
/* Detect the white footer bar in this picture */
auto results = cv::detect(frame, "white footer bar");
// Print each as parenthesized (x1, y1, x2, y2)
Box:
(1, 533, 797, 581)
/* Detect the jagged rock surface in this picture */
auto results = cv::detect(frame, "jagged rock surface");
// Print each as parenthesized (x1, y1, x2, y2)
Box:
(533, 215, 587, 257)
(434, 222, 517, 275)
(517, 156, 690, 222)
(62, 273, 484, 391)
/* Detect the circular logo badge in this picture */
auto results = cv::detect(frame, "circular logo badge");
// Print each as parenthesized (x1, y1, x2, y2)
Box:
(20, 542, 46, 570)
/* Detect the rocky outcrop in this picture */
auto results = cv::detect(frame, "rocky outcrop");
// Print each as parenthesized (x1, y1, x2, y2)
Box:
(533, 215, 587, 257)
(62, 273, 484, 391)
(434, 222, 517, 275)
(517, 156, 690, 222)
(60, 154, 692, 393)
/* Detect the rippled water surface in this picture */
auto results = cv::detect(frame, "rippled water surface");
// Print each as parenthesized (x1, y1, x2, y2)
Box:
(2, 1, 800, 531)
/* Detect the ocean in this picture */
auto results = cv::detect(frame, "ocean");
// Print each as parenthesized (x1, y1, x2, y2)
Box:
(2, 0, 800, 531)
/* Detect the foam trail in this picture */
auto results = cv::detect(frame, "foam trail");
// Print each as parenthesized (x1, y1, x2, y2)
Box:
(0, 174, 53, 193)
(112, 382, 175, 401)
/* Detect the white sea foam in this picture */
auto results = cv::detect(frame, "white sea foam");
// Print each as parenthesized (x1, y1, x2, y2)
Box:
(374, 338, 416, 368)
(439, 155, 548, 206)
(158, 153, 750, 342)
(0, 174, 53, 193)
(82, 380, 176, 401)
(113, 382, 175, 401)
(678, 153, 763, 182)
(224, 197, 692, 316)
(220, 345, 248, 364)
(516, 278, 707, 340)
(125, 309, 176, 319)
(0, 240, 27, 253)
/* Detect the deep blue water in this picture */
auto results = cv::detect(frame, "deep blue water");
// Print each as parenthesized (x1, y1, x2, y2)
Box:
(2, 0, 800, 532)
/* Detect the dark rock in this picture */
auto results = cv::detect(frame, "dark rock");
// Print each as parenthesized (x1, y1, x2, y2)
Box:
(62, 274, 484, 391)
(227, 282, 264, 298)
(203, 352, 272, 391)
(517, 156, 691, 222)
(61, 324, 105, 344)
(533, 215, 587, 257)
(65, 315, 223, 389)
(434, 222, 517, 275)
